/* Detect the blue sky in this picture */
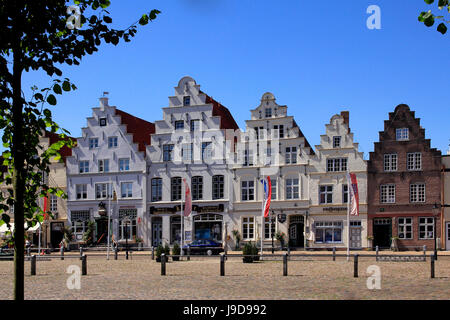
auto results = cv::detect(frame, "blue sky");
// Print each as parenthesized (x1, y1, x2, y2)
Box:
(18, 0, 450, 158)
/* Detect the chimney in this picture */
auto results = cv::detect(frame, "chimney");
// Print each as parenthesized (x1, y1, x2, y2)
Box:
(99, 92, 109, 110)
(340, 111, 350, 132)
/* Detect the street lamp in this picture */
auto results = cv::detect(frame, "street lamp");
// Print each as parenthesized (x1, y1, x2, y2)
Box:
(124, 220, 129, 260)
(271, 210, 276, 254)
(432, 202, 450, 261)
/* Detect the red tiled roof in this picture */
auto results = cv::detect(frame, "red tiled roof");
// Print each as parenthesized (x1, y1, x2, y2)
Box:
(44, 131, 76, 163)
(115, 108, 155, 154)
(201, 91, 239, 130)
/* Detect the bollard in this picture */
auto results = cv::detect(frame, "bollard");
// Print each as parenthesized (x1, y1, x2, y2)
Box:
(332, 247, 336, 261)
(220, 254, 225, 276)
(27, 247, 31, 257)
(431, 254, 435, 279)
(423, 245, 427, 259)
(60, 246, 64, 261)
(31, 255, 36, 276)
(151, 246, 155, 260)
(283, 253, 288, 276)
(82, 254, 87, 275)
(376, 246, 379, 261)
(187, 247, 190, 261)
(79, 247, 83, 260)
(114, 246, 118, 260)
(161, 254, 166, 276)
(354, 254, 359, 278)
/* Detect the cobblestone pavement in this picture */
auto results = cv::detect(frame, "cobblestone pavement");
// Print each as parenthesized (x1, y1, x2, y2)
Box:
(0, 253, 449, 300)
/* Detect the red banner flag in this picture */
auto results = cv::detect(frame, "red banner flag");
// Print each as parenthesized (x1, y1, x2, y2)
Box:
(347, 173, 359, 216)
(183, 178, 191, 217)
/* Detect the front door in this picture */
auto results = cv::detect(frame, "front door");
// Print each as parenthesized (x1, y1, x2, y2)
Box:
(373, 218, 392, 249)
(446, 222, 450, 251)
(152, 222, 162, 247)
(96, 219, 108, 244)
(350, 227, 362, 248)
(288, 223, 304, 248)
(50, 222, 64, 248)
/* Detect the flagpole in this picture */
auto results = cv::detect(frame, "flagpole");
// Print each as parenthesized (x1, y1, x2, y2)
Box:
(347, 171, 350, 262)
(181, 182, 184, 257)
(107, 178, 111, 260)
(261, 175, 264, 257)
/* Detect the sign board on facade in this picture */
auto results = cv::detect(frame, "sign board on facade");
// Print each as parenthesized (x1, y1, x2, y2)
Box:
(323, 207, 347, 212)
(192, 204, 224, 213)
(185, 231, 192, 241)
(277, 214, 287, 223)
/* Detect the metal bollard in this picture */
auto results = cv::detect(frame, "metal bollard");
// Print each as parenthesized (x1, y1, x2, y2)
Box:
(431, 254, 435, 279)
(283, 253, 288, 276)
(423, 245, 427, 258)
(220, 254, 225, 276)
(79, 247, 83, 260)
(60, 246, 64, 260)
(376, 246, 379, 261)
(82, 254, 87, 275)
(151, 246, 154, 260)
(187, 247, 190, 261)
(354, 254, 359, 278)
(114, 246, 118, 260)
(332, 247, 336, 261)
(27, 247, 31, 257)
(31, 255, 36, 276)
(161, 254, 166, 276)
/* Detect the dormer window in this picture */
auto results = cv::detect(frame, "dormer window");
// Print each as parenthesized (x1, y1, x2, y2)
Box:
(265, 108, 272, 118)
(396, 128, 409, 141)
(183, 96, 191, 106)
(99, 117, 107, 126)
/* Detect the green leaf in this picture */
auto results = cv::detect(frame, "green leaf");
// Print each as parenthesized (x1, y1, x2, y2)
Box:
(103, 16, 112, 23)
(424, 15, 435, 27)
(53, 84, 62, 95)
(47, 94, 57, 105)
(424, 0, 434, 4)
(62, 81, 71, 92)
(437, 22, 448, 34)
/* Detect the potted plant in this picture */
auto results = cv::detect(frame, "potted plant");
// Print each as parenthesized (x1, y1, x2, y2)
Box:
(242, 242, 254, 263)
(164, 243, 171, 258)
(391, 236, 399, 252)
(82, 220, 95, 247)
(172, 242, 180, 261)
(62, 226, 73, 251)
(275, 231, 286, 250)
(367, 236, 374, 250)
(251, 242, 260, 261)
(155, 244, 164, 262)
(232, 229, 241, 250)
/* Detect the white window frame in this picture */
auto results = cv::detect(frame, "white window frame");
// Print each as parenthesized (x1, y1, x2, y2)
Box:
(326, 158, 347, 172)
(79, 161, 89, 173)
(380, 184, 396, 204)
(398, 217, 413, 239)
(242, 216, 255, 240)
(241, 180, 255, 201)
(119, 158, 130, 171)
(285, 146, 297, 164)
(271, 179, 277, 200)
(182, 143, 193, 161)
(319, 185, 333, 204)
(89, 138, 99, 149)
(76, 184, 87, 200)
(410, 183, 425, 203)
(108, 136, 118, 148)
(264, 217, 276, 239)
(314, 221, 343, 243)
(98, 159, 109, 173)
(49, 195, 58, 212)
(396, 128, 409, 141)
(384, 154, 397, 172)
(121, 182, 133, 198)
(333, 136, 341, 148)
(95, 183, 112, 199)
(286, 178, 299, 200)
(419, 217, 434, 240)
(407, 152, 422, 171)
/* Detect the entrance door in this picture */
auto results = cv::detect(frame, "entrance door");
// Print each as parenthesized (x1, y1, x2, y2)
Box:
(288, 223, 304, 248)
(350, 228, 362, 248)
(373, 218, 392, 249)
(50, 222, 64, 248)
(152, 220, 162, 247)
(446, 222, 450, 251)
(96, 219, 108, 244)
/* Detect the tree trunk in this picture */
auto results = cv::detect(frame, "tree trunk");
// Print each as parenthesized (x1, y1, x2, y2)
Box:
(12, 1, 25, 301)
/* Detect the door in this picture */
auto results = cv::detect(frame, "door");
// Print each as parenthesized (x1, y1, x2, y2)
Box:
(152, 222, 162, 247)
(373, 218, 392, 249)
(446, 222, 450, 251)
(288, 223, 304, 248)
(350, 227, 362, 248)
(50, 222, 64, 248)
(96, 219, 108, 244)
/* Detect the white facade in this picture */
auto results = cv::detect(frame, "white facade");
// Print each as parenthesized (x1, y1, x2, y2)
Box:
(66, 96, 153, 246)
(231, 93, 315, 250)
(308, 112, 368, 249)
(146, 76, 238, 248)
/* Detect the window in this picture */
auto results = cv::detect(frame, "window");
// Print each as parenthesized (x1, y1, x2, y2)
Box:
(99, 117, 107, 127)
(202, 142, 213, 161)
(384, 154, 397, 172)
(79, 161, 89, 173)
(264, 217, 276, 239)
(410, 183, 425, 203)
(182, 144, 193, 161)
(398, 217, 413, 239)
(396, 128, 409, 141)
(121, 182, 133, 198)
(89, 138, 98, 149)
(151, 178, 162, 202)
(380, 184, 395, 203)
(315, 221, 343, 243)
(118, 209, 137, 241)
(49, 195, 58, 212)
(407, 153, 422, 171)
(243, 149, 253, 167)
(242, 217, 255, 240)
(163, 144, 174, 161)
(254, 126, 264, 140)
(273, 125, 284, 139)
(71, 211, 90, 241)
(190, 120, 200, 132)
(265, 108, 272, 118)
(333, 136, 341, 148)
(343, 184, 348, 203)
(212, 175, 224, 200)
(95, 183, 111, 199)
(271, 179, 277, 200)
(98, 159, 109, 173)
(326, 158, 347, 172)
(76, 184, 87, 199)
(119, 158, 130, 171)
(319, 185, 333, 204)
(286, 178, 299, 200)
(419, 217, 434, 239)
(175, 120, 184, 130)
(183, 96, 191, 106)
(171, 177, 182, 201)
(241, 180, 255, 201)
(108, 137, 118, 148)
(285, 147, 297, 164)
(191, 176, 203, 200)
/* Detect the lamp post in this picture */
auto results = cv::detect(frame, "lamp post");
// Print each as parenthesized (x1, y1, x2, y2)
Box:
(271, 210, 275, 254)
(432, 202, 450, 261)
(125, 220, 129, 260)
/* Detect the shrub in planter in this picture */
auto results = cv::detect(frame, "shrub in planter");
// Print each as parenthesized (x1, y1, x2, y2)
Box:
(155, 244, 164, 262)
(172, 243, 180, 261)
(251, 242, 260, 261)
(242, 242, 254, 263)
(164, 243, 171, 258)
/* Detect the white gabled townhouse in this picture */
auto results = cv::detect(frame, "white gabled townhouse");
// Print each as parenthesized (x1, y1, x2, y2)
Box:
(231, 92, 315, 250)
(146, 77, 239, 248)
(308, 111, 368, 249)
(66, 96, 155, 248)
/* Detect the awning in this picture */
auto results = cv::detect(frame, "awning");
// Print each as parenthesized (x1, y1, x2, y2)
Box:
(0, 222, 42, 235)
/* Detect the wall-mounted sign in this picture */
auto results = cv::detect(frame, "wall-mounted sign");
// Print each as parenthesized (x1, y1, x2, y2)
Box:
(323, 207, 347, 212)
(277, 214, 287, 223)
(193, 204, 224, 213)
(149, 206, 177, 215)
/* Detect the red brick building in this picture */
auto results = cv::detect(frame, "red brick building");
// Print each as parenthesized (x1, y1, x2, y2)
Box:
(368, 104, 442, 250)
